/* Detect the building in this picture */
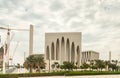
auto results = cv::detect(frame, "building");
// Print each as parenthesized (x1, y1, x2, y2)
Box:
(0, 46, 4, 69)
(81, 50, 99, 64)
(45, 32, 82, 71)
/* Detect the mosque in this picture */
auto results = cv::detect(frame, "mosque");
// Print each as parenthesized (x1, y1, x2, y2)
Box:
(45, 32, 82, 70)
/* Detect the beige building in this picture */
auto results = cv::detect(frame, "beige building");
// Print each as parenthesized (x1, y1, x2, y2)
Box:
(81, 50, 99, 64)
(45, 32, 82, 71)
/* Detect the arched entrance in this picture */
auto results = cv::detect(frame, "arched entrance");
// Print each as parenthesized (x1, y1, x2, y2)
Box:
(76, 46, 80, 66)
(61, 37, 65, 63)
(66, 38, 70, 61)
(56, 39, 60, 60)
(46, 46, 49, 60)
(51, 42, 55, 60)
(71, 42, 75, 63)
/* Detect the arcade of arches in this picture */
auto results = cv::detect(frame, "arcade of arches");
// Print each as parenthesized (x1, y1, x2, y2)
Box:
(46, 37, 80, 65)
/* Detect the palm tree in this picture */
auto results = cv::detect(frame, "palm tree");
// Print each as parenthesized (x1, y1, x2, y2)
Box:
(104, 61, 110, 71)
(35, 56, 45, 72)
(25, 55, 35, 73)
(56, 63, 60, 70)
(95, 60, 105, 71)
(23, 55, 45, 73)
(60, 61, 75, 71)
(89, 60, 94, 70)
(80, 63, 90, 70)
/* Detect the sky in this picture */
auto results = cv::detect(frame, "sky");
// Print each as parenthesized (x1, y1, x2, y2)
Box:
(0, 0, 120, 65)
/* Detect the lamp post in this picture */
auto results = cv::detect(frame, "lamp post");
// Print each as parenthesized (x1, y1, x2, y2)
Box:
(49, 58, 50, 72)
(3, 44, 6, 74)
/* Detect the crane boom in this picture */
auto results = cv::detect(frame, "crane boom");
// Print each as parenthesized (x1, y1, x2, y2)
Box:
(10, 29, 29, 31)
(0, 27, 29, 31)
(0, 27, 7, 29)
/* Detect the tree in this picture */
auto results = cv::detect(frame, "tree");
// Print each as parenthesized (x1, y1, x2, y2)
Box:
(109, 63, 118, 71)
(34, 55, 45, 72)
(89, 60, 97, 70)
(60, 61, 75, 71)
(23, 55, 45, 73)
(80, 63, 90, 70)
(95, 60, 105, 71)
(17, 63, 20, 69)
(52, 62, 60, 71)
(23, 55, 35, 73)
(91, 65, 97, 70)
(104, 61, 110, 71)
(108, 60, 119, 71)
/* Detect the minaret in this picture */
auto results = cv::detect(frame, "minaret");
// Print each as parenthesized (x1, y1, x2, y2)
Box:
(29, 25, 33, 55)
(109, 51, 111, 63)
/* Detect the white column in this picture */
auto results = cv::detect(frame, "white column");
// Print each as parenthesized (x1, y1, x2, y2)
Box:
(49, 45, 51, 71)
(54, 42, 56, 60)
(64, 40, 66, 61)
(59, 39, 62, 64)
(70, 43, 71, 62)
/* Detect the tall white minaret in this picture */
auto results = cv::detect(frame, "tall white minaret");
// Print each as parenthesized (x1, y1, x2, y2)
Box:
(29, 25, 33, 55)
(109, 51, 111, 63)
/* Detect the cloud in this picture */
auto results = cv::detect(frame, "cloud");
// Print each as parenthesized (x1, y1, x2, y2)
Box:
(0, 0, 120, 64)
(49, 0, 65, 11)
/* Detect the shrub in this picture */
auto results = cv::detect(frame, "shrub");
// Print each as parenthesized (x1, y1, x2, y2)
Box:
(0, 74, 18, 78)
(65, 71, 120, 76)
(0, 71, 120, 78)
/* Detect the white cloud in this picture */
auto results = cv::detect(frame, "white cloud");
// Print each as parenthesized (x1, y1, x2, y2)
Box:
(0, 0, 120, 64)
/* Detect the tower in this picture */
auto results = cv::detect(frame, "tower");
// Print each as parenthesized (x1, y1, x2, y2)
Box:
(29, 25, 33, 55)
(109, 51, 111, 63)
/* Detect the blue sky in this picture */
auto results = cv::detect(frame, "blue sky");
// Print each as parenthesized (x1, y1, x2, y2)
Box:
(0, 0, 120, 65)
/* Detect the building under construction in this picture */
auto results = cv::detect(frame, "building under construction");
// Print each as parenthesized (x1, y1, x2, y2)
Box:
(0, 46, 4, 71)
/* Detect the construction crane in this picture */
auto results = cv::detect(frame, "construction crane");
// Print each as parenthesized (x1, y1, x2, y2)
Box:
(9, 41, 19, 66)
(0, 26, 29, 56)
(0, 25, 31, 74)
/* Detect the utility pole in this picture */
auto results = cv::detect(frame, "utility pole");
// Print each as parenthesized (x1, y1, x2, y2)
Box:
(29, 25, 33, 55)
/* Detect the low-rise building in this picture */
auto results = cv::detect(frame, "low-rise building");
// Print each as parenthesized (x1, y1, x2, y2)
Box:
(81, 50, 99, 64)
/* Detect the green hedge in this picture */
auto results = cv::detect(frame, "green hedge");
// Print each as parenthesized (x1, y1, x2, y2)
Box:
(18, 72, 66, 77)
(0, 74, 18, 78)
(0, 72, 66, 78)
(65, 71, 120, 76)
(0, 71, 120, 78)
